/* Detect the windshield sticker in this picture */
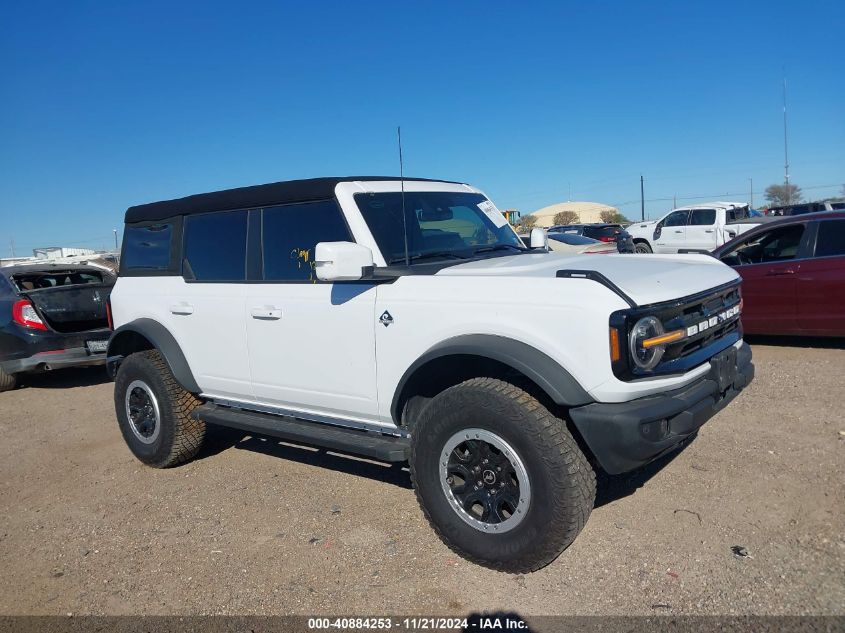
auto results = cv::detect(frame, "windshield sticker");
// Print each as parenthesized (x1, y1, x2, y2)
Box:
(477, 200, 508, 229)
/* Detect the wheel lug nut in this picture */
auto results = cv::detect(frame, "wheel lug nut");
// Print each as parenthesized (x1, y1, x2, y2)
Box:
(476, 481, 482, 487)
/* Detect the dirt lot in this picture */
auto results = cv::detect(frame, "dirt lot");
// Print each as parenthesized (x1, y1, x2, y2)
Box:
(0, 339, 842, 616)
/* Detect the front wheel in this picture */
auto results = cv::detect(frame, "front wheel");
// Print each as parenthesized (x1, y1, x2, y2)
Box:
(410, 378, 595, 573)
(114, 350, 205, 468)
(634, 241, 653, 254)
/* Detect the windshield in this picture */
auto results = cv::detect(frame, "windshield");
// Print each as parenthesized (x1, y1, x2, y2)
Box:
(355, 191, 525, 264)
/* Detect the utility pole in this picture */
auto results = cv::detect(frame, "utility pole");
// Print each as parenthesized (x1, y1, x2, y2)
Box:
(749, 178, 754, 208)
(9, 239, 15, 258)
(113, 229, 118, 250)
(783, 75, 790, 201)
(640, 175, 645, 221)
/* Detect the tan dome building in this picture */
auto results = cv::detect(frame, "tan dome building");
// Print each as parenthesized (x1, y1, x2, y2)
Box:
(528, 201, 619, 228)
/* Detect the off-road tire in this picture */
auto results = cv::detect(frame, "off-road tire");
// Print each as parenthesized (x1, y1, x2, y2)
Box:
(0, 366, 17, 392)
(410, 377, 596, 573)
(634, 241, 653, 254)
(114, 350, 205, 468)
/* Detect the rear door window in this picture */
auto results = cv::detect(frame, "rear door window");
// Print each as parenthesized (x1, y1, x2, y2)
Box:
(183, 210, 248, 281)
(123, 224, 173, 270)
(689, 209, 716, 225)
(262, 200, 352, 282)
(814, 219, 845, 257)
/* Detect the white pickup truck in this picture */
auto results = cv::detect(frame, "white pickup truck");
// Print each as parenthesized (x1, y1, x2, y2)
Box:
(627, 202, 766, 254)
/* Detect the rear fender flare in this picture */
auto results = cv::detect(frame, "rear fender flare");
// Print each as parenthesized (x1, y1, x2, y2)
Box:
(107, 318, 200, 393)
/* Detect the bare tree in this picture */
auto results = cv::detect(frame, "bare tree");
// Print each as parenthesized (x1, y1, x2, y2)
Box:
(553, 211, 579, 225)
(515, 214, 538, 231)
(764, 183, 802, 206)
(599, 210, 630, 224)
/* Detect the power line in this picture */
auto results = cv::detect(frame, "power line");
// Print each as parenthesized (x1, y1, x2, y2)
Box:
(613, 182, 843, 209)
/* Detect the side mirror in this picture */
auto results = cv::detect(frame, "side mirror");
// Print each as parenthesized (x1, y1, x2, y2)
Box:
(315, 242, 373, 281)
(529, 227, 548, 250)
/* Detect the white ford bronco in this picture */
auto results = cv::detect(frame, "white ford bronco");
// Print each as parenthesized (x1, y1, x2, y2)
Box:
(108, 177, 754, 572)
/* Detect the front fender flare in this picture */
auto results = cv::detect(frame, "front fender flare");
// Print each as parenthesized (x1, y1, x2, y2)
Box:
(107, 318, 200, 393)
(390, 334, 592, 422)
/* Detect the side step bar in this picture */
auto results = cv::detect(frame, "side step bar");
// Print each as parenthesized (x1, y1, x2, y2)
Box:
(192, 403, 410, 462)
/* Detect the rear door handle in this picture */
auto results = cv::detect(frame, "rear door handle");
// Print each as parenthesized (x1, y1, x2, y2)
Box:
(674, 230, 683, 233)
(170, 303, 194, 315)
(704, 229, 714, 233)
(251, 306, 282, 320)
(765, 269, 795, 276)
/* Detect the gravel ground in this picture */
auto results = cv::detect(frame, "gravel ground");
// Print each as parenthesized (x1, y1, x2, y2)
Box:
(0, 338, 842, 616)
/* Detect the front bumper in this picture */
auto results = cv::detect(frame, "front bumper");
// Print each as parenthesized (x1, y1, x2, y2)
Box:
(569, 342, 754, 474)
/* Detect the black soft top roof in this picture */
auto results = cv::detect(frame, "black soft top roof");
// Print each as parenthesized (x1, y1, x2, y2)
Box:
(124, 176, 461, 223)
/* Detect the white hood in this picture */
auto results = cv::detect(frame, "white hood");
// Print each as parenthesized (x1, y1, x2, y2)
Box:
(437, 253, 739, 306)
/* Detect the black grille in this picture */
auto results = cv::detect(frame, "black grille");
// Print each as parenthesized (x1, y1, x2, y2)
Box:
(656, 284, 742, 369)
(609, 280, 744, 380)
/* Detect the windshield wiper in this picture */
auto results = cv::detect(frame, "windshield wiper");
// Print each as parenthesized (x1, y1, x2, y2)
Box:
(387, 251, 468, 265)
(472, 244, 526, 255)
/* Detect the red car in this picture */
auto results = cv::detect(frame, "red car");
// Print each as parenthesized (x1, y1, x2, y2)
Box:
(712, 211, 845, 336)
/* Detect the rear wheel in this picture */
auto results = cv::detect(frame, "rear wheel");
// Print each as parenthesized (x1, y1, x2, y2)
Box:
(114, 350, 205, 468)
(634, 241, 652, 254)
(410, 377, 595, 573)
(0, 366, 17, 392)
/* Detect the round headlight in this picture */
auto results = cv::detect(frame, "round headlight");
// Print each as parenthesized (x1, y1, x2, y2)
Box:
(629, 316, 666, 370)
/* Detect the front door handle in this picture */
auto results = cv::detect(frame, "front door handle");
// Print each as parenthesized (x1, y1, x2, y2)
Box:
(704, 229, 714, 233)
(765, 269, 795, 276)
(251, 306, 282, 320)
(170, 303, 194, 315)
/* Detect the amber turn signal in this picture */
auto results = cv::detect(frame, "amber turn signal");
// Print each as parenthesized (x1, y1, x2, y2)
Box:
(609, 327, 621, 362)
(641, 329, 684, 349)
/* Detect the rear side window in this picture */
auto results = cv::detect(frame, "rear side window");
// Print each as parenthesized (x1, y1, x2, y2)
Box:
(689, 209, 716, 225)
(262, 200, 352, 281)
(183, 210, 248, 281)
(815, 220, 845, 257)
(122, 224, 173, 270)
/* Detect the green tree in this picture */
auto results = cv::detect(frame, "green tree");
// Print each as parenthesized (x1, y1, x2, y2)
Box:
(599, 210, 630, 224)
(764, 183, 802, 206)
(553, 211, 579, 225)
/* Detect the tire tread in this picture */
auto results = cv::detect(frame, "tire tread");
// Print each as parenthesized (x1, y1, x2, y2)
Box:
(410, 377, 596, 573)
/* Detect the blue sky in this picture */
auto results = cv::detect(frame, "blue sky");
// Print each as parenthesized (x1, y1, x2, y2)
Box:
(2, 1, 843, 256)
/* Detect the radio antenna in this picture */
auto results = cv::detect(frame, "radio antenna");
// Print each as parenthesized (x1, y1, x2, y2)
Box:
(398, 126, 410, 266)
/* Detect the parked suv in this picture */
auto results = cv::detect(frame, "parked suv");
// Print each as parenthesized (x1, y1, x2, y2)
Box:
(548, 223, 635, 253)
(0, 263, 115, 391)
(108, 177, 754, 572)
